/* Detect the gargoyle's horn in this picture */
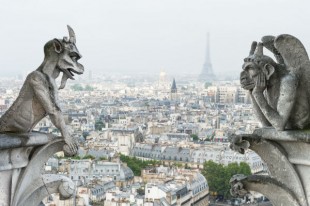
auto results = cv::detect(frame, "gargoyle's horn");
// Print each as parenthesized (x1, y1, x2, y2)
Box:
(261, 35, 284, 64)
(254, 42, 263, 57)
(67, 25, 76, 44)
(249, 41, 257, 55)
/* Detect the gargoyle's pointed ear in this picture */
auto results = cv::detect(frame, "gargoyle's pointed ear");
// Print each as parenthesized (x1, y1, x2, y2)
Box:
(53, 39, 63, 54)
(263, 64, 275, 80)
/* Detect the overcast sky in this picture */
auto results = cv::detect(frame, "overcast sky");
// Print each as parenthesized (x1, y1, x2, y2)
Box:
(1, 0, 310, 78)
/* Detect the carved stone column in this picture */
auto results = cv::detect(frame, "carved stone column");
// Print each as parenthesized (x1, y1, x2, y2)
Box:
(0, 132, 75, 206)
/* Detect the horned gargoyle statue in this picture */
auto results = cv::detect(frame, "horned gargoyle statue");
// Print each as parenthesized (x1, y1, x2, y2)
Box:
(0, 25, 84, 156)
(231, 34, 310, 153)
(241, 35, 310, 131)
(229, 35, 310, 206)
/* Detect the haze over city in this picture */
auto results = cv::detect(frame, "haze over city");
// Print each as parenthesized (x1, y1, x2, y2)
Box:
(1, 0, 310, 79)
(3, 1, 310, 205)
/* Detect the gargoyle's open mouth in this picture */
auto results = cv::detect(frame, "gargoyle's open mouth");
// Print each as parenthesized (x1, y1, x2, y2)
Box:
(69, 68, 83, 75)
(68, 68, 75, 77)
(58, 67, 83, 90)
(64, 68, 83, 80)
(68, 68, 78, 80)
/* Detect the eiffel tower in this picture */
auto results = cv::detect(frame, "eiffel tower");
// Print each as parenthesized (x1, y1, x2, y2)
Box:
(199, 33, 216, 82)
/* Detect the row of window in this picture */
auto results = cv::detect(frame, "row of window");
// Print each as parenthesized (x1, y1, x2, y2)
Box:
(193, 183, 208, 195)
(94, 169, 119, 173)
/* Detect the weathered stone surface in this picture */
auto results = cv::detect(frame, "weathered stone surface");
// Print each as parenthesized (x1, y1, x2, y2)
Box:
(231, 130, 307, 206)
(231, 34, 310, 206)
(240, 34, 310, 131)
(230, 175, 301, 206)
(0, 25, 83, 155)
(0, 170, 12, 206)
(0, 132, 76, 206)
(0, 133, 56, 171)
(0, 132, 55, 149)
(0, 26, 84, 206)
(12, 139, 75, 206)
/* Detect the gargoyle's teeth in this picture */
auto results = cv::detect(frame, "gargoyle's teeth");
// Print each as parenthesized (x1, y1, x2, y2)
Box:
(68, 69, 75, 77)
(65, 69, 75, 80)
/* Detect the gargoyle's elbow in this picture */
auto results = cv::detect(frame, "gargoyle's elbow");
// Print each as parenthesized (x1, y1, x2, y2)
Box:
(47, 108, 60, 117)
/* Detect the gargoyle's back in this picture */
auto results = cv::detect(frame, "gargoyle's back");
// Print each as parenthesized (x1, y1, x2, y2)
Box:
(0, 71, 48, 133)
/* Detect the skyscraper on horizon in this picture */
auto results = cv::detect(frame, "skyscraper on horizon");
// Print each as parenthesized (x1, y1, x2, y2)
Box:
(198, 33, 216, 82)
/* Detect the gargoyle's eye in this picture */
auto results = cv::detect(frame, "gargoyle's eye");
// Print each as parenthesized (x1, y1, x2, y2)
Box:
(245, 66, 254, 73)
(70, 52, 80, 61)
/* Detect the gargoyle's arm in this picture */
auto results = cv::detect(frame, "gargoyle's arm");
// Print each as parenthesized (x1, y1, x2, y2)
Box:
(29, 72, 77, 153)
(253, 74, 298, 130)
(29, 73, 69, 136)
(249, 92, 271, 127)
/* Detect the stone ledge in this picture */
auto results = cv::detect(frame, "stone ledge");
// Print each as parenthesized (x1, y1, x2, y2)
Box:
(0, 132, 60, 150)
(0, 134, 75, 206)
(253, 127, 310, 142)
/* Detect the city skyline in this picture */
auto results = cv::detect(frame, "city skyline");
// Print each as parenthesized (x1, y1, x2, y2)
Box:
(1, 0, 310, 79)
(0, 41, 266, 205)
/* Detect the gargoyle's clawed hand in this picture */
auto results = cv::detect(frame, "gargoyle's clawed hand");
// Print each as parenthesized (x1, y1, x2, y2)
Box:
(253, 72, 267, 93)
(63, 136, 78, 156)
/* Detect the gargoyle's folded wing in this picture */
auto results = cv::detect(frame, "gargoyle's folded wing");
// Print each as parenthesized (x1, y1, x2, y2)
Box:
(274, 34, 310, 69)
(261, 35, 284, 64)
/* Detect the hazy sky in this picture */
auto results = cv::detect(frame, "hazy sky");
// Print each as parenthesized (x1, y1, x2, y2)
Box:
(1, 0, 310, 78)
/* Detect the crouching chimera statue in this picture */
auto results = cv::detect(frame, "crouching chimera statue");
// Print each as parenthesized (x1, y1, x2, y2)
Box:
(0, 26, 84, 206)
(230, 34, 310, 206)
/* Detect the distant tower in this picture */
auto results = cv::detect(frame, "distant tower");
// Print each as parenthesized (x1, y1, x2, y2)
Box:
(170, 78, 178, 101)
(158, 70, 168, 90)
(199, 33, 216, 82)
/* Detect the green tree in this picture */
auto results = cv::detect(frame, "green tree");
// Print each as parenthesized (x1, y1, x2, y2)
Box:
(137, 188, 145, 195)
(191, 134, 199, 141)
(204, 82, 212, 89)
(202, 160, 251, 199)
(239, 162, 252, 174)
(172, 162, 183, 168)
(99, 156, 107, 161)
(82, 131, 89, 139)
(95, 120, 105, 131)
(85, 85, 95, 91)
(83, 154, 95, 160)
(120, 155, 160, 176)
(70, 155, 81, 160)
(185, 163, 191, 169)
(71, 84, 84, 91)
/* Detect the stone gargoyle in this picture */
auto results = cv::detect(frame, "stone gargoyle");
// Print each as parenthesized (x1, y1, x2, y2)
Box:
(240, 35, 310, 131)
(230, 35, 310, 206)
(0, 26, 84, 206)
(0, 25, 84, 156)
